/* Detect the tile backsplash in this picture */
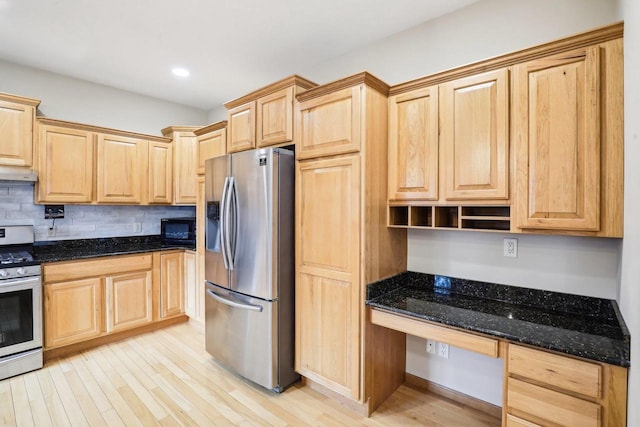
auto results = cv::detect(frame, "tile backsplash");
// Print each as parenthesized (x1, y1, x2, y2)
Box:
(0, 184, 195, 241)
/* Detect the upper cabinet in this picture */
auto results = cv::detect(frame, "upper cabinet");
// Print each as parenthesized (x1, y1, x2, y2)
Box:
(387, 23, 623, 237)
(162, 126, 200, 204)
(193, 121, 227, 174)
(296, 86, 362, 160)
(224, 75, 316, 154)
(388, 86, 439, 201)
(440, 69, 509, 201)
(96, 134, 147, 204)
(513, 38, 623, 237)
(0, 93, 40, 167)
(36, 121, 94, 203)
(35, 118, 173, 205)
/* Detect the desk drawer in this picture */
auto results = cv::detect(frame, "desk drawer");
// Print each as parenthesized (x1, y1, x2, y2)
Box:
(509, 344, 601, 398)
(507, 378, 601, 427)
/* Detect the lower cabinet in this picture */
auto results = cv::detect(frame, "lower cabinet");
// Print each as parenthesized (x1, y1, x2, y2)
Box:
(44, 277, 103, 348)
(43, 251, 187, 353)
(105, 271, 153, 333)
(506, 344, 627, 427)
(159, 251, 185, 319)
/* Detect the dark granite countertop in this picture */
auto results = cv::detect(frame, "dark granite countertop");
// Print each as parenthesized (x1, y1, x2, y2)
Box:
(34, 235, 195, 263)
(366, 272, 630, 367)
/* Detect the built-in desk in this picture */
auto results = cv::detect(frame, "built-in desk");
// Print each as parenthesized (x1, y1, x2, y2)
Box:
(366, 272, 629, 426)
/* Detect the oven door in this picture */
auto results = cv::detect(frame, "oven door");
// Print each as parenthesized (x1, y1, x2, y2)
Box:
(0, 276, 42, 358)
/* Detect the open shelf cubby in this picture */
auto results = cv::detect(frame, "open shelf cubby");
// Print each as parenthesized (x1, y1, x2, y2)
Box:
(388, 204, 511, 232)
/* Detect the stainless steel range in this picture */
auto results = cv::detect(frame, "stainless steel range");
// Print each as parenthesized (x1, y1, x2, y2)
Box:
(0, 225, 42, 380)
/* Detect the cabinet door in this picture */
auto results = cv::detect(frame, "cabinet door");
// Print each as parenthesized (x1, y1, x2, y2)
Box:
(173, 132, 198, 204)
(227, 102, 255, 153)
(388, 86, 439, 201)
(257, 87, 294, 147)
(105, 271, 152, 333)
(96, 134, 146, 203)
(441, 69, 509, 201)
(296, 86, 361, 160)
(183, 251, 199, 320)
(44, 278, 102, 349)
(0, 99, 34, 167)
(197, 128, 226, 175)
(36, 124, 94, 203)
(160, 252, 185, 318)
(514, 47, 601, 231)
(296, 155, 361, 400)
(148, 141, 173, 204)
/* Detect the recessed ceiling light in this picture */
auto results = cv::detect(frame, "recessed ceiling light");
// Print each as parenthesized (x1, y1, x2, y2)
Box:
(172, 67, 190, 78)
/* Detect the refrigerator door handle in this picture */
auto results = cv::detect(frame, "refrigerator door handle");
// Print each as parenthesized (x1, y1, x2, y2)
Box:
(220, 176, 230, 269)
(225, 176, 236, 270)
(206, 288, 263, 312)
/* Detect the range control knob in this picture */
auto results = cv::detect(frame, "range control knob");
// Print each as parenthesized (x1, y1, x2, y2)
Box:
(16, 267, 26, 275)
(0, 269, 8, 277)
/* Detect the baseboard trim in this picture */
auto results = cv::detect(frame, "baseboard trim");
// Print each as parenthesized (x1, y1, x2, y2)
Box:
(44, 315, 189, 362)
(301, 377, 370, 416)
(405, 373, 502, 419)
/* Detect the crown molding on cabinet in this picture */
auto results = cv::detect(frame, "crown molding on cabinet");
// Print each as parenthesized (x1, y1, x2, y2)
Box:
(161, 125, 201, 136)
(193, 120, 227, 136)
(389, 21, 623, 96)
(224, 75, 317, 109)
(0, 92, 41, 107)
(36, 117, 171, 143)
(295, 71, 390, 102)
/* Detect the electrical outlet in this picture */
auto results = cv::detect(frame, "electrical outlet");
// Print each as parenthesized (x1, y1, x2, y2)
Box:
(438, 342, 449, 358)
(47, 227, 56, 237)
(503, 238, 518, 258)
(426, 339, 436, 354)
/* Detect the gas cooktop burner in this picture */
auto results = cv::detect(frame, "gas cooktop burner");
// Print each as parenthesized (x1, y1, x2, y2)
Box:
(0, 251, 34, 265)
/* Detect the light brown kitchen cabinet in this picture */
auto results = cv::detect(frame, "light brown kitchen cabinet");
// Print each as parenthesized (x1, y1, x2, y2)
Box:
(513, 39, 623, 237)
(162, 126, 199, 204)
(506, 344, 627, 427)
(105, 271, 153, 333)
(44, 277, 103, 349)
(160, 251, 185, 319)
(43, 252, 188, 357)
(148, 140, 173, 204)
(36, 120, 95, 203)
(183, 250, 200, 322)
(194, 121, 227, 175)
(227, 102, 255, 153)
(387, 86, 439, 201)
(440, 69, 509, 201)
(225, 75, 316, 154)
(96, 133, 147, 204)
(34, 118, 173, 205)
(295, 73, 407, 415)
(296, 155, 361, 399)
(0, 93, 40, 167)
(256, 86, 294, 147)
(296, 86, 362, 160)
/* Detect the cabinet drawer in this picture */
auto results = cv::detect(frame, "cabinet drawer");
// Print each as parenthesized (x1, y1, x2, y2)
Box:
(44, 254, 153, 283)
(507, 378, 601, 427)
(506, 414, 542, 427)
(370, 309, 499, 357)
(509, 344, 601, 398)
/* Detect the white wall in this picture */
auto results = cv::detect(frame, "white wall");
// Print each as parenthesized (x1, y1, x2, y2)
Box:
(295, 0, 623, 408)
(0, 59, 208, 135)
(620, 0, 639, 425)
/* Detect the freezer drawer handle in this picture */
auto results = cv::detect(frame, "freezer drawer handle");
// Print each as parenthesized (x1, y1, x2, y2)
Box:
(206, 289, 263, 312)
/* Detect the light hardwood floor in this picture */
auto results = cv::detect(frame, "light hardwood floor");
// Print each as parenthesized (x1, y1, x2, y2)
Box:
(0, 323, 500, 426)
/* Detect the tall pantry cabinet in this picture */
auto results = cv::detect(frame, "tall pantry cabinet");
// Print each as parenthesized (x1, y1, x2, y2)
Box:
(294, 73, 407, 414)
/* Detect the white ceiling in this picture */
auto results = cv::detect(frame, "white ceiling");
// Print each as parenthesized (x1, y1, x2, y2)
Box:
(0, 0, 477, 111)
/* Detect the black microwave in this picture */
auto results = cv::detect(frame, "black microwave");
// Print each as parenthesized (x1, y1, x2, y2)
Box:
(161, 217, 196, 246)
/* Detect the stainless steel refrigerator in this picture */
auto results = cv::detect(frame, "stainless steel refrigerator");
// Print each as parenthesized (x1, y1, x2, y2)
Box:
(204, 147, 298, 392)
